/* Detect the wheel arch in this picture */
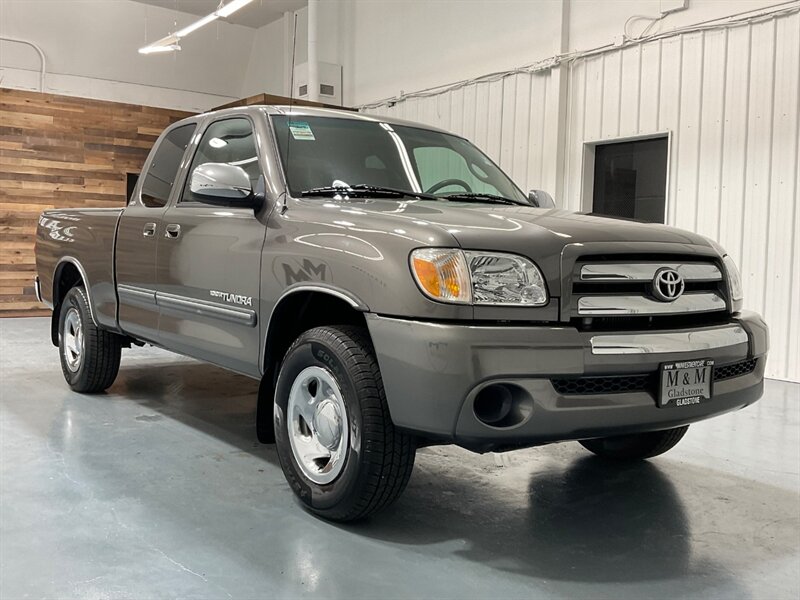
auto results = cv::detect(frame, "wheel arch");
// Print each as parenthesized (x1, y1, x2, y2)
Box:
(50, 257, 97, 346)
(256, 285, 370, 444)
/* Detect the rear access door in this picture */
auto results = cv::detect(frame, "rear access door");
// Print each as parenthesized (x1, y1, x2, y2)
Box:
(155, 116, 267, 377)
(116, 122, 197, 343)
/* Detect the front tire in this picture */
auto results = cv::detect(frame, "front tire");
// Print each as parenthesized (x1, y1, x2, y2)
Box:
(58, 286, 122, 393)
(579, 426, 689, 460)
(274, 325, 415, 521)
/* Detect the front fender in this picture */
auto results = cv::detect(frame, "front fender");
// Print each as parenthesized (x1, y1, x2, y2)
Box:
(260, 200, 474, 322)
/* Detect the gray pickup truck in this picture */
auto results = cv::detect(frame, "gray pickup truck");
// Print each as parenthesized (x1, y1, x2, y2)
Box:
(35, 106, 768, 521)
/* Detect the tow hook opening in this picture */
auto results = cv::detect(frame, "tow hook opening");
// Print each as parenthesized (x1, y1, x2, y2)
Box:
(473, 383, 533, 429)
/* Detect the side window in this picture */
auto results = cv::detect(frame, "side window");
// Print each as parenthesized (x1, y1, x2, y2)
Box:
(182, 118, 260, 202)
(413, 146, 502, 196)
(140, 124, 196, 208)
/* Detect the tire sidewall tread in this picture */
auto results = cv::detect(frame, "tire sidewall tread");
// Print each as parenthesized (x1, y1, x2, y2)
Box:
(579, 425, 690, 460)
(58, 286, 121, 394)
(274, 325, 415, 522)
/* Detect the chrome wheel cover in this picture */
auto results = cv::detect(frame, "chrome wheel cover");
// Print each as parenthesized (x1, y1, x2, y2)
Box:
(287, 366, 349, 485)
(62, 307, 84, 372)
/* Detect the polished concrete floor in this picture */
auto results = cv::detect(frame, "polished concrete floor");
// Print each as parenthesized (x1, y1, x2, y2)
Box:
(1, 317, 798, 599)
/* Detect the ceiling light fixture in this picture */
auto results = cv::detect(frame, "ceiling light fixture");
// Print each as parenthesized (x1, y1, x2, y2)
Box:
(138, 0, 255, 55)
(138, 43, 181, 54)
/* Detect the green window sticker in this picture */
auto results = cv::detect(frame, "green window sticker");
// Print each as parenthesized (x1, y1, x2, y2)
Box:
(288, 121, 315, 141)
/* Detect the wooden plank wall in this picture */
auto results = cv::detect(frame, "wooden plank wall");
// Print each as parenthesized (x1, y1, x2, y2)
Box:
(0, 88, 192, 317)
(212, 92, 355, 111)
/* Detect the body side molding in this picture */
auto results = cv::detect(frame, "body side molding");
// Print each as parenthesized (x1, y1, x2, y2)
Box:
(157, 291, 257, 327)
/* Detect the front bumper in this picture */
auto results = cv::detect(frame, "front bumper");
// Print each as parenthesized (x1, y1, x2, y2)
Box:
(366, 311, 768, 451)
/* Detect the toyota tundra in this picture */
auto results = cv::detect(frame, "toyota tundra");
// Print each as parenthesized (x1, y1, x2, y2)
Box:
(35, 106, 768, 521)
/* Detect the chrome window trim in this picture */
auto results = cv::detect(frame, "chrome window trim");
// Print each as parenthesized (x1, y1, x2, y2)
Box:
(590, 325, 749, 355)
(580, 263, 722, 282)
(156, 291, 257, 327)
(577, 292, 726, 316)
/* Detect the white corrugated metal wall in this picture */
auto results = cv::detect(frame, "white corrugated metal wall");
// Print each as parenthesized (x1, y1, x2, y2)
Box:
(368, 9, 800, 382)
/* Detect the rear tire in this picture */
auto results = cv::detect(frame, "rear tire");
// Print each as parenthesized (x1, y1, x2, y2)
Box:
(58, 286, 122, 393)
(579, 426, 689, 460)
(274, 325, 415, 521)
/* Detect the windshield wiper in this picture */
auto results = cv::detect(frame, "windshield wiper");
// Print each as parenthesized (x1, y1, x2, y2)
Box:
(350, 184, 440, 200)
(300, 185, 437, 200)
(441, 192, 526, 206)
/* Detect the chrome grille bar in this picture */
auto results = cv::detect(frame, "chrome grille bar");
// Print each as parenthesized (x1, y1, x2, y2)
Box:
(577, 292, 726, 316)
(580, 263, 722, 282)
(590, 325, 748, 354)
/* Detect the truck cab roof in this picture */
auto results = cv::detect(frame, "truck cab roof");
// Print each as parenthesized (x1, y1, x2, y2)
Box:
(167, 104, 454, 137)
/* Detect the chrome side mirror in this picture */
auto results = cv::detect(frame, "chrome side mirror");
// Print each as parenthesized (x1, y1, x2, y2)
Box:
(529, 189, 555, 208)
(190, 162, 252, 202)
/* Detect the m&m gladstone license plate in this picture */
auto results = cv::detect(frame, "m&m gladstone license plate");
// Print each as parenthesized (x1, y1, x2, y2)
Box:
(658, 359, 714, 408)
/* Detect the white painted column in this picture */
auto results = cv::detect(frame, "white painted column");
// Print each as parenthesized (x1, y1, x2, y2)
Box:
(283, 10, 294, 97)
(307, 0, 320, 102)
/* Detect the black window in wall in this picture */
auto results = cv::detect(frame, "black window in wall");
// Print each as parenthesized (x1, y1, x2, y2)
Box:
(592, 137, 668, 223)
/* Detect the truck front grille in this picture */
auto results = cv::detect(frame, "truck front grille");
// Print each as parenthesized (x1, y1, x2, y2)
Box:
(566, 255, 730, 325)
(551, 358, 757, 396)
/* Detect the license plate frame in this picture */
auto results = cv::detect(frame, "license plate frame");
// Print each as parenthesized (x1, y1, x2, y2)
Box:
(658, 358, 714, 408)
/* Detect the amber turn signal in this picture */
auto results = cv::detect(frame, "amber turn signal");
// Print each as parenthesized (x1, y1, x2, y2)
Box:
(410, 248, 471, 303)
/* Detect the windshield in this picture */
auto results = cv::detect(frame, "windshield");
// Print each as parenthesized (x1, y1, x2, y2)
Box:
(271, 115, 529, 204)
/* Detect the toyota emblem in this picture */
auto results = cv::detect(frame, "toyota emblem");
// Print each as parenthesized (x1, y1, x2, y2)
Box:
(651, 268, 685, 302)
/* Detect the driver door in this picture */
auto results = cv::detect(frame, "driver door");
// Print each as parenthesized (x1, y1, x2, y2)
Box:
(156, 116, 267, 376)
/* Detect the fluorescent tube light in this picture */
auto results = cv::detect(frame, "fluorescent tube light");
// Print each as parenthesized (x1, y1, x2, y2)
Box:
(138, 43, 181, 54)
(216, 0, 255, 18)
(175, 12, 219, 37)
(138, 0, 255, 55)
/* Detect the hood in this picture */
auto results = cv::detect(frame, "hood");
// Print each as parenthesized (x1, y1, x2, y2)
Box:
(305, 198, 712, 242)
(291, 197, 719, 292)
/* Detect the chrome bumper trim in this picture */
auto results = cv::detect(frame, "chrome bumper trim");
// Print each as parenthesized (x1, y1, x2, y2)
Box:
(580, 262, 722, 282)
(590, 325, 749, 355)
(578, 292, 726, 316)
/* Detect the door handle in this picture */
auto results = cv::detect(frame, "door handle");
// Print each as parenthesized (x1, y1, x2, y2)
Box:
(142, 222, 157, 237)
(164, 224, 181, 239)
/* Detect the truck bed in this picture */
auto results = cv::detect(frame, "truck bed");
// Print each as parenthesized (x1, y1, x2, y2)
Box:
(36, 208, 123, 331)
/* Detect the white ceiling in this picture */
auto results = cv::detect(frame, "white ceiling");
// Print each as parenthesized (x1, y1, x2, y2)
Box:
(133, 0, 307, 29)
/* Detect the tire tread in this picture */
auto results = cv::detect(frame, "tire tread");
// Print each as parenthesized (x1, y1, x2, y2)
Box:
(579, 425, 689, 460)
(281, 325, 415, 521)
(59, 286, 122, 393)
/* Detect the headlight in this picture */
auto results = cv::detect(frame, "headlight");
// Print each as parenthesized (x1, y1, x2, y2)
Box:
(722, 254, 743, 301)
(410, 249, 548, 306)
(464, 251, 548, 305)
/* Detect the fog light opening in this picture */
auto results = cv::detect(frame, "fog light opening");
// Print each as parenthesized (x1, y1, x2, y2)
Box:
(473, 383, 533, 429)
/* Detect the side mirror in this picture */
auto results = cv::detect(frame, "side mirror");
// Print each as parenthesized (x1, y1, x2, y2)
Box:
(529, 189, 555, 208)
(190, 162, 253, 204)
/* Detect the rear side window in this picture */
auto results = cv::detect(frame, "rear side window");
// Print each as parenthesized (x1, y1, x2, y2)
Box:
(140, 124, 196, 208)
